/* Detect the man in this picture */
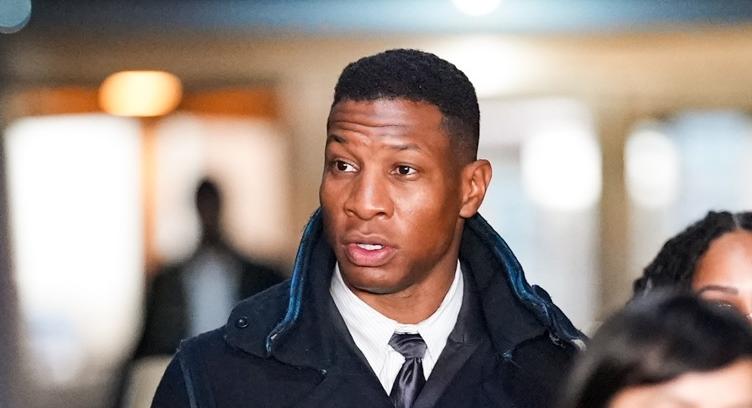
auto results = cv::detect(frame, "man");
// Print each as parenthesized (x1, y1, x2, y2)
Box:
(136, 178, 284, 357)
(152, 49, 583, 408)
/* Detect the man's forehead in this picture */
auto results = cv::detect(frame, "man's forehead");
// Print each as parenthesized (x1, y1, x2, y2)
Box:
(328, 99, 443, 128)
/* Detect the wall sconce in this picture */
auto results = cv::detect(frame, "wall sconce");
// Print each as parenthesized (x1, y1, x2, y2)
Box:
(99, 70, 182, 117)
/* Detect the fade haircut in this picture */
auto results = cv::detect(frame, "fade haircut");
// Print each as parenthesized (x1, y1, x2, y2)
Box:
(332, 48, 480, 163)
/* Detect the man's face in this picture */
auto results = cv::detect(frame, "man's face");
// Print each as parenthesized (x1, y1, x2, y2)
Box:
(320, 98, 472, 296)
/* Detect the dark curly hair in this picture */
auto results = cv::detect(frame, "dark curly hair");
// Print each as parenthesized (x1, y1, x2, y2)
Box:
(559, 293, 752, 408)
(332, 48, 479, 162)
(633, 211, 752, 297)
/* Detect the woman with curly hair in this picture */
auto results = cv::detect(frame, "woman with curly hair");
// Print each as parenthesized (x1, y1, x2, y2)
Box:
(633, 211, 752, 320)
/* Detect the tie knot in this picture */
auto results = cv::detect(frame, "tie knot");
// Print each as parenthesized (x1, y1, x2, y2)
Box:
(389, 332, 427, 359)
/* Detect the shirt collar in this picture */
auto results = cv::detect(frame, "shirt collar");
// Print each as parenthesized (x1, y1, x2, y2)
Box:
(409, 264, 463, 361)
(329, 262, 464, 369)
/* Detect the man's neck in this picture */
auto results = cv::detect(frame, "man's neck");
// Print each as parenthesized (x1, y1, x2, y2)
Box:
(347, 264, 458, 324)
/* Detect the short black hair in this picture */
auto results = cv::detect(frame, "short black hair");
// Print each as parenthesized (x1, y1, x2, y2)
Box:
(195, 177, 223, 217)
(559, 293, 752, 408)
(633, 211, 752, 297)
(196, 178, 221, 206)
(332, 48, 480, 162)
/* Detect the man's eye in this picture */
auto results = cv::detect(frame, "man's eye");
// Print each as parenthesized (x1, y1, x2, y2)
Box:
(395, 165, 416, 176)
(334, 160, 356, 172)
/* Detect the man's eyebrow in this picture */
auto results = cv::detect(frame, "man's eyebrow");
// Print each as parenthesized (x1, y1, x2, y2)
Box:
(325, 135, 422, 152)
(387, 142, 421, 152)
(697, 285, 739, 295)
(326, 134, 346, 144)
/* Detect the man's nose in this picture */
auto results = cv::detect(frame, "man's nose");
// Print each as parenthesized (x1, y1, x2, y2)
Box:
(344, 170, 392, 220)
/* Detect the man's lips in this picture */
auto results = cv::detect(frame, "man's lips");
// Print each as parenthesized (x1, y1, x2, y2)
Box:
(342, 237, 396, 267)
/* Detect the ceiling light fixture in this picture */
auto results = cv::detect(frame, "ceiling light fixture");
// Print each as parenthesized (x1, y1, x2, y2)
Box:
(99, 70, 182, 117)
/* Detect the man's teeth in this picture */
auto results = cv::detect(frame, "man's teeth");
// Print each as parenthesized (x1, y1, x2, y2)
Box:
(357, 243, 383, 251)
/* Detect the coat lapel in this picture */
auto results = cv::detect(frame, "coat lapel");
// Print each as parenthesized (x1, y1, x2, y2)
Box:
(413, 269, 486, 408)
(291, 366, 393, 408)
(289, 293, 394, 408)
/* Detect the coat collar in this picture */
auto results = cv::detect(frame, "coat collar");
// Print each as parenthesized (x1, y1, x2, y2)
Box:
(224, 209, 583, 370)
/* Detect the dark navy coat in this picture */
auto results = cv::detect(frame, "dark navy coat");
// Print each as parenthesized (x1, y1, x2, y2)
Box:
(152, 210, 584, 408)
(136, 245, 284, 357)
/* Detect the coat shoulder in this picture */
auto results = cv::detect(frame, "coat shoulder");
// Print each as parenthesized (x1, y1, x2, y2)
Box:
(224, 279, 292, 353)
(154, 322, 325, 408)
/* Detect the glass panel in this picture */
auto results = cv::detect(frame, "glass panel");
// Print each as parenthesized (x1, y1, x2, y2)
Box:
(626, 110, 752, 284)
(5, 114, 143, 401)
(152, 114, 291, 264)
(478, 98, 600, 330)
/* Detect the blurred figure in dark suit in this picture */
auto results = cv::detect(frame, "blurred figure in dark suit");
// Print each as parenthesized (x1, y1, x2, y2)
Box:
(135, 178, 284, 357)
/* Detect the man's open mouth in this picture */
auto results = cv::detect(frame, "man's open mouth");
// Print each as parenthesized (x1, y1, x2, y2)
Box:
(356, 243, 383, 251)
(343, 240, 395, 267)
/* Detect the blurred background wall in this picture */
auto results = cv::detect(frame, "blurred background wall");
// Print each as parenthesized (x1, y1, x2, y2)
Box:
(0, 117, 20, 408)
(3, 0, 752, 407)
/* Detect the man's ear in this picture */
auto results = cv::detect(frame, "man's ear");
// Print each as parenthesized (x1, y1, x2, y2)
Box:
(459, 159, 492, 218)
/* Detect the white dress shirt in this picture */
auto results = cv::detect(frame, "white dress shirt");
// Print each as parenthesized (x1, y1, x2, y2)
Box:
(329, 262, 464, 394)
(183, 248, 241, 337)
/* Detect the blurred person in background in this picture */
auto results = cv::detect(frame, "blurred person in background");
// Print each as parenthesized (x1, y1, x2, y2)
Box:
(152, 49, 583, 408)
(559, 293, 752, 408)
(135, 178, 284, 357)
(633, 210, 752, 321)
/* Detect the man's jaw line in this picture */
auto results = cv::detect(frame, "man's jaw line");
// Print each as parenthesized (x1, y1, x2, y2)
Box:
(338, 259, 457, 324)
(343, 273, 438, 324)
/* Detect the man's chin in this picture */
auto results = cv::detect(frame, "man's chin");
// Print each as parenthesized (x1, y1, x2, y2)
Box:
(352, 285, 402, 296)
(340, 270, 405, 296)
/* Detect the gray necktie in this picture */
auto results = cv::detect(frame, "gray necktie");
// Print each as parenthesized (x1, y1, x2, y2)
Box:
(389, 332, 427, 408)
